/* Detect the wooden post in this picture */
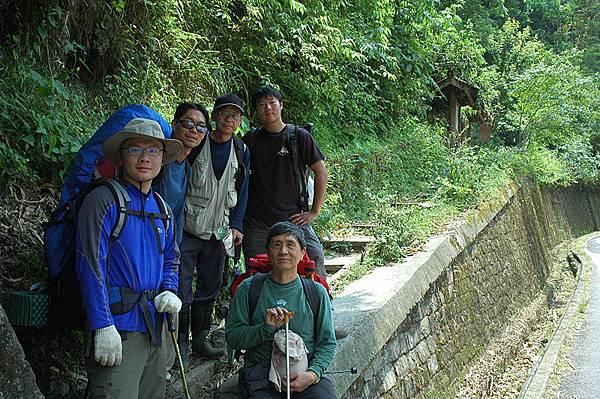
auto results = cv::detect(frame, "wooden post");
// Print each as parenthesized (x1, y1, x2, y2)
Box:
(448, 89, 459, 147)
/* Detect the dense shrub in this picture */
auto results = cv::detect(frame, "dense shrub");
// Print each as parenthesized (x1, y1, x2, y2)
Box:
(0, 0, 598, 261)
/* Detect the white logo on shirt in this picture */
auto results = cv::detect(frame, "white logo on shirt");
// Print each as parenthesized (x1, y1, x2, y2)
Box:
(276, 299, 287, 307)
(277, 146, 289, 157)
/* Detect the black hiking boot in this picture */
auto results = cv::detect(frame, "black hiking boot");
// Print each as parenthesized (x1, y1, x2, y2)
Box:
(191, 329, 225, 360)
(191, 301, 225, 360)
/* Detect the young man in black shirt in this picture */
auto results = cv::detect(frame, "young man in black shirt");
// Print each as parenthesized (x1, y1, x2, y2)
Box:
(242, 85, 328, 279)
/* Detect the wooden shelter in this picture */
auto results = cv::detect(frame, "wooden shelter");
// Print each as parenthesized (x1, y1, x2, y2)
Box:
(433, 76, 481, 145)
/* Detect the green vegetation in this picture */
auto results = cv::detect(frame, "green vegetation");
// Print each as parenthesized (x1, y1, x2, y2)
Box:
(0, 0, 599, 270)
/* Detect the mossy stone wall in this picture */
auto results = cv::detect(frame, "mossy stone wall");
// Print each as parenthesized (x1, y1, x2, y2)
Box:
(333, 183, 600, 398)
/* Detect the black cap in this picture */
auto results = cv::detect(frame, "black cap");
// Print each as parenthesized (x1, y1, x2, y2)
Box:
(213, 93, 244, 115)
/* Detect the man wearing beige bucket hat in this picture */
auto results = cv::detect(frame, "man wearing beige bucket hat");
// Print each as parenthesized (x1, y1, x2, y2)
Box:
(76, 118, 183, 398)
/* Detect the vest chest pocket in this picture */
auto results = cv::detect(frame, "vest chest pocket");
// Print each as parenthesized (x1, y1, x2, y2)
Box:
(184, 197, 208, 235)
(189, 160, 209, 188)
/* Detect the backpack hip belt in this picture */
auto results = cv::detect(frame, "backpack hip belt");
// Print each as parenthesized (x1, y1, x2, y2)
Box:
(109, 287, 164, 347)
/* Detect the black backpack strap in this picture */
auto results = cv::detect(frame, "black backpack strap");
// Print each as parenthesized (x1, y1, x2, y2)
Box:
(152, 190, 172, 231)
(287, 125, 309, 212)
(300, 276, 320, 338)
(103, 179, 130, 240)
(75, 179, 130, 241)
(75, 178, 130, 239)
(248, 272, 268, 319)
(102, 180, 130, 297)
(242, 127, 259, 149)
(232, 135, 247, 194)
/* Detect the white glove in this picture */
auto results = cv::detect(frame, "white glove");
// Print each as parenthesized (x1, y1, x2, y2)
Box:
(94, 325, 122, 367)
(154, 291, 182, 314)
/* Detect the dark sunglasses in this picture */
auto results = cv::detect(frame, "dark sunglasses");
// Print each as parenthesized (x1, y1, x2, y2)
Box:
(177, 119, 209, 134)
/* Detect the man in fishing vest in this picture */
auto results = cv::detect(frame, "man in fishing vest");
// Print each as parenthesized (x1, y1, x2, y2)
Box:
(155, 102, 210, 249)
(179, 93, 250, 360)
(76, 118, 182, 398)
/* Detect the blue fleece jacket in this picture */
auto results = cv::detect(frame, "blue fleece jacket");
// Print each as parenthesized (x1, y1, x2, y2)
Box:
(75, 182, 179, 332)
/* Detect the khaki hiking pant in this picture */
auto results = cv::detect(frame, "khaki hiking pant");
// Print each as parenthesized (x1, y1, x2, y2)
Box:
(85, 328, 168, 399)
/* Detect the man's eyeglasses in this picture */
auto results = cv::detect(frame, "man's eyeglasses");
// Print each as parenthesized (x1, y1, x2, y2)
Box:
(218, 111, 242, 122)
(177, 119, 209, 133)
(123, 145, 163, 157)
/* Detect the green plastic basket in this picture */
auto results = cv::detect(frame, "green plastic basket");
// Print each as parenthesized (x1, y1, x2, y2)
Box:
(7, 290, 49, 328)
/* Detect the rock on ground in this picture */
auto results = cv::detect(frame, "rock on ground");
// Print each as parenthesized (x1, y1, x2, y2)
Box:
(0, 303, 44, 398)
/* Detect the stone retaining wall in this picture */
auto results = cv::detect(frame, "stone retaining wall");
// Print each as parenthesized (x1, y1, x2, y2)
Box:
(329, 183, 600, 398)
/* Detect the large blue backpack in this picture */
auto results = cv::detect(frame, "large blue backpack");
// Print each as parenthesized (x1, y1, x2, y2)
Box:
(44, 104, 173, 330)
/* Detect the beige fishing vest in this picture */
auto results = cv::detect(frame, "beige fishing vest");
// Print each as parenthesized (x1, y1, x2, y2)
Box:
(184, 139, 238, 240)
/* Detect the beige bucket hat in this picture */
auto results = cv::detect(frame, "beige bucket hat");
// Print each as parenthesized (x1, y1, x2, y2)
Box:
(102, 118, 183, 164)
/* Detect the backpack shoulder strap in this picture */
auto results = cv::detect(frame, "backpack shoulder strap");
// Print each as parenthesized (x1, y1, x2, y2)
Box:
(248, 274, 320, 336)
(287, 125, 309, 212)
(152, 190, 172, 226)
(150, 190, 172, 255)
(248, 272, 268, 319)
(300, 276, 320, 338)
(242, 127, 260, 150)
(100, 179, 130, 240)
(300, 276, 320, 318)
(232, 135, 246, 162)
(232, 135, 247, 194)
(89, 179, 129, 298)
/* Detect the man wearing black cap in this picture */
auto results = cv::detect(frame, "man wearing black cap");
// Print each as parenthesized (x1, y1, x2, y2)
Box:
(178, 93, 250, 360)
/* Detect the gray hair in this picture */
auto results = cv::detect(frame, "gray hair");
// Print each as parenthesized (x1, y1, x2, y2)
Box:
(266, 221, 306, 250)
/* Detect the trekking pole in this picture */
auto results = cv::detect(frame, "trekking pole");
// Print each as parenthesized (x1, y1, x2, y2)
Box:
(325, 367, 358, 375)
(285, 317, 291, 399)
(284, 311, 294, 399)
(167, 313, 191, 399)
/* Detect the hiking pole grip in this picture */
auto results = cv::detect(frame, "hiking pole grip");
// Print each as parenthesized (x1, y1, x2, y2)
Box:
(166, 312, 176, 333)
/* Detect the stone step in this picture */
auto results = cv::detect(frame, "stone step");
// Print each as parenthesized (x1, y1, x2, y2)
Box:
(325, 254, 363, 274)
(327, 253, 363, 286)
(351, 223, 377, 230)
(321, 236, 375, 252)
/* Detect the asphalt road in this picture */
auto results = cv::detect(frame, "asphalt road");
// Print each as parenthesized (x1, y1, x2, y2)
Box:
(558, 236, 600, 398)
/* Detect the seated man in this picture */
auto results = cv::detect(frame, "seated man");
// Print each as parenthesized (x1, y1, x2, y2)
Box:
(226, 221, 336, 398)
